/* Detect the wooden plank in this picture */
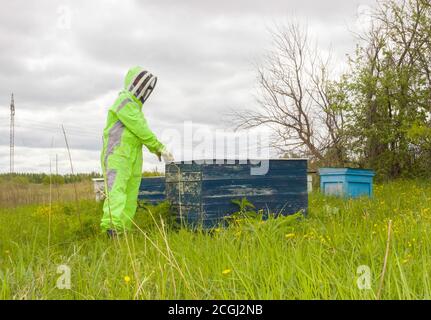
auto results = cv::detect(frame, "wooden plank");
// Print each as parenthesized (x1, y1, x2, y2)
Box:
(138, 177, 165, 204)
(165, 171, 201, 183)
(166, 162, 202, 173)
(202, 165, 306, 180)
(202, 194, 307, 208)
(201, 178, 307, 196)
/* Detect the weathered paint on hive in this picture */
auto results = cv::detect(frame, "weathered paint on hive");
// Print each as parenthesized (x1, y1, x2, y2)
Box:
(138, 176, 165, 204)
(92, 177, 166, 204)
(165, 159, 308, 228)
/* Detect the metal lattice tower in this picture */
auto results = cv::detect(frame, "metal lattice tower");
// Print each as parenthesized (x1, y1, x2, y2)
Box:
(10, 93, 15, 174)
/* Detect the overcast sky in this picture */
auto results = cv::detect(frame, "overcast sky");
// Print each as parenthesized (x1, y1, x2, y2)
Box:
(0, 0, 376, 174)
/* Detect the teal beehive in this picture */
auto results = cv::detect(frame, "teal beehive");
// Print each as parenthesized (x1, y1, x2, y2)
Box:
(319, 168, 375, 198)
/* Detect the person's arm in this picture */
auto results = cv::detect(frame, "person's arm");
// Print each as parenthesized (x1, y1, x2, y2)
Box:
(115, 98, 165, 154)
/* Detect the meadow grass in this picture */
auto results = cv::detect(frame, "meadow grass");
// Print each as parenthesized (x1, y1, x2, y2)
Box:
(0, 181, 94, 208)
(0, 180, 431, 300)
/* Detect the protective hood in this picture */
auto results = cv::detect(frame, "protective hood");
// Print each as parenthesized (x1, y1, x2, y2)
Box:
(124, 66, 157, 104)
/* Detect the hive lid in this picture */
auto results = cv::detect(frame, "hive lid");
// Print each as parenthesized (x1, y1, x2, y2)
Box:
(167, 158, 309, 165)
(318, 167, 375, 176)
(141, 176, 165, 179)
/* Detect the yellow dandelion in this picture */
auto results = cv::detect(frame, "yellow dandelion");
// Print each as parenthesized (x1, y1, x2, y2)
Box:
(124, 275, 131, 283)
(222, 269, 232, 275)
(285, 233, 295, 239)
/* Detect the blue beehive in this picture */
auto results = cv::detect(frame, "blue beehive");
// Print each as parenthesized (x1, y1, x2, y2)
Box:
(319, 168, 375, 198)
(165, 159, 308, 228)
(138, 176, 165, 205)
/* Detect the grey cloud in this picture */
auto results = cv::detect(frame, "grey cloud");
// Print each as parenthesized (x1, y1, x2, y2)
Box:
(0, 0, 376, 172)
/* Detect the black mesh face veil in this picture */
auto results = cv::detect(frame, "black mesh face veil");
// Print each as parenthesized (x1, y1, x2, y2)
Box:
(140, 77, 157, 103)
(127, 69, 158, 104)
(128, 71, 147, 93)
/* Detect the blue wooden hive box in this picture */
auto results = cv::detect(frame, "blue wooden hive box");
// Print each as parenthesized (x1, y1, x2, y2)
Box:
(165, 159, 308, 228)
(319, 168, 375, 198)
(138, 176, 165, 205)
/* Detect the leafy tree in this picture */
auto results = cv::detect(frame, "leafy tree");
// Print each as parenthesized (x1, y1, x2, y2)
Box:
(343, 0, 431, 178)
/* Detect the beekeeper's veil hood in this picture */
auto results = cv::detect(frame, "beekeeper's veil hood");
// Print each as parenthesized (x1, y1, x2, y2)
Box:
(124, 66, 157, 104)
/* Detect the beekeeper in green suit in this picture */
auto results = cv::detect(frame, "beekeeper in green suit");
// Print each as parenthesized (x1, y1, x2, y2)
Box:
(101, 66, 174, 236)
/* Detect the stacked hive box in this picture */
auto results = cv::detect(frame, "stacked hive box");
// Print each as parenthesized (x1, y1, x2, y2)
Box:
(165, 159, 308, 228)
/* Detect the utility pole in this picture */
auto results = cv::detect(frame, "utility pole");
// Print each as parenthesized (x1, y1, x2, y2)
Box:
(10, 93, 15, 174)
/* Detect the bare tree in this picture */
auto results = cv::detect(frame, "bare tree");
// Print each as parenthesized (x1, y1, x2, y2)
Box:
(233, 22, 346, 164)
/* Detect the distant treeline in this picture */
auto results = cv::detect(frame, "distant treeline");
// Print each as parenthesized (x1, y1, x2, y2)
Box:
(0, 173, 102, 185)
(0, 170, 162, 185)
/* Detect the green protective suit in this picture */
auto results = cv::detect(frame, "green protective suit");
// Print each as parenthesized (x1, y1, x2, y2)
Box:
(100, 66, 165, 232)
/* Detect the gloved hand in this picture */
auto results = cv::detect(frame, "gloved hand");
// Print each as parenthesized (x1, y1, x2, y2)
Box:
(157, 147, 175, 163)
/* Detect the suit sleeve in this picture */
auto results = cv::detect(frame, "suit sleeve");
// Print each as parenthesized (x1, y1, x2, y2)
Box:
(116, 98, 165, 154)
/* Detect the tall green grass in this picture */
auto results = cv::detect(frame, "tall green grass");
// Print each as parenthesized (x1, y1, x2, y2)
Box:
(0, 180, 430, 299)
